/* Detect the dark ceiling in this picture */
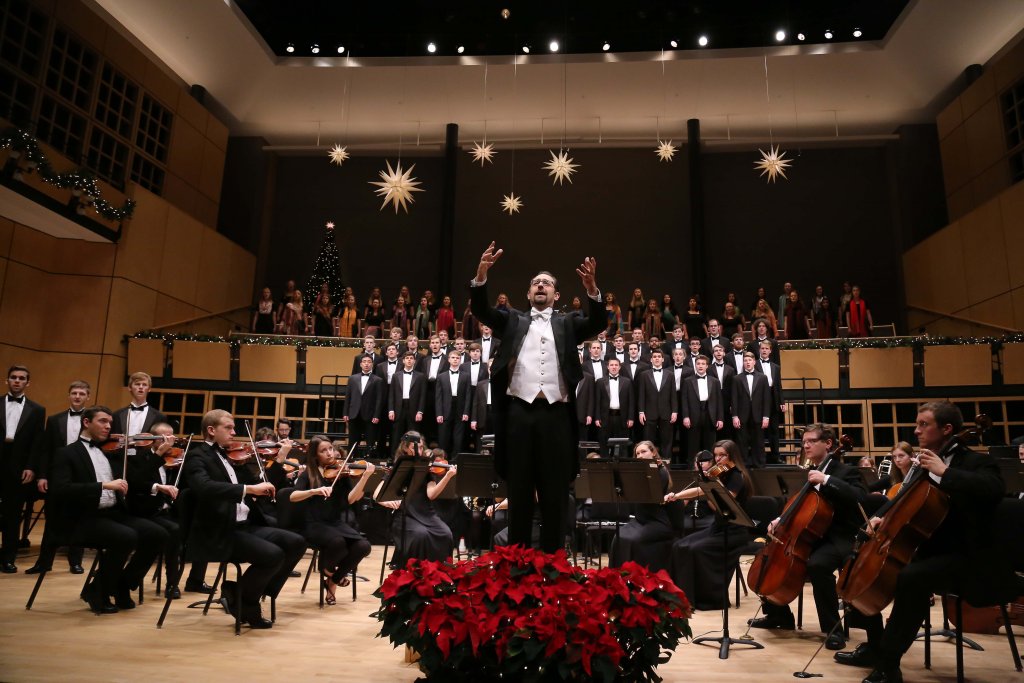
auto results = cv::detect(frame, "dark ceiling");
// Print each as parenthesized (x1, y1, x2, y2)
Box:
(236, 1, 911, 58)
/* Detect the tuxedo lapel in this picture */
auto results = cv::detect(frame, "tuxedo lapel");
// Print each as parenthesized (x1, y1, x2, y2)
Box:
(551, 312, 566, 357)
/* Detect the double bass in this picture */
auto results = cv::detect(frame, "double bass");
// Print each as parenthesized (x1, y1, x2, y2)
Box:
(837, 415, 990, 616)
(747, 435, 852, 605)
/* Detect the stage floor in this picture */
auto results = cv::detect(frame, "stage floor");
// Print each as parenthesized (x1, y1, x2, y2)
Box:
(0, 540, 1020, 683)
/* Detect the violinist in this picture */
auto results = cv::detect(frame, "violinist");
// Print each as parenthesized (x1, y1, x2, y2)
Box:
(836, 402, 1004, 683)
(289, 438, 373, 605)
(255, 426, 302, 490)
(182, 410, 306, 629)
(50, 406, 168, 614)
(751, 423, 865, 651)
(609, 441, 684, 571)
(868, 442, 913, 498)
(112, 372, 168, 437)
(376, 431, 455, 566)
(665, 440, 751, 610)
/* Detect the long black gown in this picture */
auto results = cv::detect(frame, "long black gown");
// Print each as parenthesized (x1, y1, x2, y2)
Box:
(294, 471, 371, 582)
(390, 472, 454, 565)
(668, 467, 750, 610)
(608, 466, 687, 572)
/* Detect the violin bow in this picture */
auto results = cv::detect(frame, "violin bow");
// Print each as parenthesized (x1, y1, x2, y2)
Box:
(172, 434, 194, 488)
(327, 450, 354, 493)
(244, 420, 274, 501)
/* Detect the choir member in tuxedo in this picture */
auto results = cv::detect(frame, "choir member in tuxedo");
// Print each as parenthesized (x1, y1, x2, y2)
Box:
(183, 409, 306, 628)
(728, 333, 747, 374)
(451, 337, 470, 364)
(462, 343, 489, 389)
(670, 347, 695, 457)
(747, 320, 780, 363)
(351, 335, 384, 373)
(666, 440, 751, 610)
(470, 367, 493, 446)
(436, 350, 472, 456)
(594, 359, 634, 455)
(123, 421, 186, 598)
(731, 352, 772, 468)
(681, 355, 724, 466)
(596, 330, 611, 358)
(113, 372, 169, 437)
(415, 335, 447, 443)
(437, 329, 452, 357)
(752, 423, 867, 652)
(606, 333, 628, 363)
(622, 342, 650, 381)
(576, 372, 596, 442)
(637, 350, 678, 460)
(389, 352, 426, 446)
(1, 365, 45, 573)
(387, 326, 406, 353)
(28, 380, 90, 574)
(344, 355, 385, 456)
(667, 325, 688, 353)
(709, 344, 736, 438)
(50, 406, 167, 613)
(755, 340, 786, 464)
(609, 441, 685, 571)
(403, 334, 422, 357)
(630, 328, 652, 361)
(581, 340, 608, 381)
(289, 438, 373, 605)
(700, 319, 726, 357)
(685, 337, 703, 372)
(477, 324, 500, 361)
(836, 403, 1004, 682)
(468, 242, 606, 551)
(374, 342, 402, 455)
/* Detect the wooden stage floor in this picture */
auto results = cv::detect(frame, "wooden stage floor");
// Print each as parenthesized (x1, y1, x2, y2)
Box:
(0, 540, 1020, 683)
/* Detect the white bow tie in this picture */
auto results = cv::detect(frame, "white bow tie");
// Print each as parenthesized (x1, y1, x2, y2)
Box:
(531, 309, 552, 322)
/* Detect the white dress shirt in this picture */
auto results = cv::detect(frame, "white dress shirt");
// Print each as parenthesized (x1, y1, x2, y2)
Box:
(608, 376, 621, 410)
(126, 403, 149, 436)
(589, 357, 604, 380)
(695, 375, 709, 401)
(82, 438, 117, 509)
(402, 371, 413, 399)
(66, 410, 83, 445)
(212, 443, 250, 522)
(5, 395, 25, 441)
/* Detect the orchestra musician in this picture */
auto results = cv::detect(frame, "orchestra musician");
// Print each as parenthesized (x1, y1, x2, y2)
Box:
(469, 242, 605, 552)
(751, 423, 866, 651)
(665, 440, 751, 610)
(869, 442, 913, 498)
(182, 409, 306, 629)
(289, 438, 373, 605)
(835, 402, 1004, 683)
(50, 406, 168, 614)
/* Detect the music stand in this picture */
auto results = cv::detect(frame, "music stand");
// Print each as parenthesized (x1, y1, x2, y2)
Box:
(375, 457, 430, 574)
(606, 437, 632, 459)
(998, 459, 1024, 493)
(748, 469, 786, 498)
(578, 440, 601, 459)
(453, 453, 506, 554)
(692, 479, 764, 659)
(776, 469, 810, 498)
(577, 459, 664, 564)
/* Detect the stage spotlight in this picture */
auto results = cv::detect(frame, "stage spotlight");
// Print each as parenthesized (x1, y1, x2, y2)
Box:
(602, 41, 610, 51)
(457, 45, 465, 54)
(852, 28, 862, 38)
(775, 29, 786, 42)
(311, 43, 320, 54)
(427, 42, 437, 53)
(797, 33, 805, 41)
(824, 29, 833, 39)
(285, 43, 295, 53)
(549, 40, 559, 52)
(522, 45, 530, 53)
(698, 35, 708, 47)
(669, 39, 678, 48)
(337, 45, 345, 54)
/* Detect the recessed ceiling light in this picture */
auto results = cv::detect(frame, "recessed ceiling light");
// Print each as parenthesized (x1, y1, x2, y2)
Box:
(310, 43, 320, 54)
(522, 45, 530, 53)
(457, 45, 465, 54)
(337, 45, 345, 54)
(549, 40, 559, 52)
(797, 33, 805, 41)
(669, 39, 678, 48)
(852, 28, 863, 38)
(698, 35, 708, 47)
(427, 42, 437, 53)
(775, 30, 786, 42)
(285, 43, 295, 53)
(602, 42, 610, 51)
(824, 29, 833, 39)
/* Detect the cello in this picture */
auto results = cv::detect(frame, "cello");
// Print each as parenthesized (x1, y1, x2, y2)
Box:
(836, 415, 990, 616)
(747, 434, 852, 606)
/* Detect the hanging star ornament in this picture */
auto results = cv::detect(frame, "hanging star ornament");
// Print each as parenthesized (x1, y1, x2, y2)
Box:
(327, 144, 349, 166)
(500, 193, 523, 215)
(655, 140, 677, 162)
(470, 141, 496, 166)
(370, 160, 424, 213)
(754, 145, 792, 183)
(325, 221, 335, 231)
(543, 149, 579, 185)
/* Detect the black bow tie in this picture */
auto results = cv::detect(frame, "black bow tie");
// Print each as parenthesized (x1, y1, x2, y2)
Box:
(432, 355, 443, 359)
(482, 338, 491, 342)
(696, 375, 707, 379)
(472, 361, 480, 365)
(609, 376, 618, 381)
(734, 351, 743, 355)
(404, 371, 413, 375)
(674, 365, 684, 369)
(80, 437, 98, 447)
(69, 409, 83, 416)
(714, 363, 723, 367)
(745, 371, 754, 375)
(7, 394, 24, 404)
(389, 361, 397, 365)
(362, 373, 370, 377)
(652, 368, 662, 373)
(129, 404, 147, 411)
(450, 370, 460, 375)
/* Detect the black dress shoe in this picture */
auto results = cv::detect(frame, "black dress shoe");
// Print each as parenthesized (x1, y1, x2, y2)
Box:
(184, 581, 214, 594)
(862, 667, 902, 683)
(825, 634, 847, 651)
(242, 605, 273, 629)
(69, 564, 84, 574)
(748, 614, 795, 630)
(164, 585, 181, 599)
(1, 562, 17, 574)
(24, 564, 51, 575)
(114, 589, 136, 610)
(18, 538, 31, 548)
(288, 569, 301, 578)
(84, 586, 118, 615)
(835, 643, 876, 668)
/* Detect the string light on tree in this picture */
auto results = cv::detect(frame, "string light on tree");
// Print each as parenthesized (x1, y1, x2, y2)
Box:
(304, 221, 346, 312)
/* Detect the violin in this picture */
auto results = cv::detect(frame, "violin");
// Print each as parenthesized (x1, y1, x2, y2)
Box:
(747, 434, 852, 606)
(429, 459, 456, 476)
(162, 448, 185, 467)
(264, 457, 304, 473)
(224, 442, 255, 465)
(837, 415, 991, 616)
(100, 433, 162, 452)
(707, 461, 734, 479)
(943, 595, 1024, 634)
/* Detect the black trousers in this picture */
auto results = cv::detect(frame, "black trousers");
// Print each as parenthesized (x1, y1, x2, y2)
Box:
(505, 397, 572, 553)
(0, 464, 26, 563)
(392, 401, 418, 448)
(147, 512, 181, 583)
(735, 418, 766, 468)
(763, 538, 846, 634)
(227, 524, 306, 606)
(685, 406, 717, 465)
(33, 493, 84, 569)
(437, 411, 466, 457)
(765, 411, 782, 464)
(643, 418, 674, 462)
(70, 509, 167, 596)
(598, 413, 628, 455)
(346, 417, 378, 456)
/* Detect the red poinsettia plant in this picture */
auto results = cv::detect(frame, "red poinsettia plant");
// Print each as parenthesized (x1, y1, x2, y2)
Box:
(372, 545, 692, 682)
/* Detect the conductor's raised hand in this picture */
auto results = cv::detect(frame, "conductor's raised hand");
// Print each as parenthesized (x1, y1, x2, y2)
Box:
(576, 257, 599, 298)
(476, 242, 504, 283)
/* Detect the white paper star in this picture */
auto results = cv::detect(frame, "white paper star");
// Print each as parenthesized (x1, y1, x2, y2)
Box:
(500, 193, 523, 215)
(543, 149, 579, 185)
(754, 145, 792, 183)
(470, 141, 496, 166)
(325, 221, 335, 230)
(328, 144, 349, 166)
(369, 160, 424, 213)
(655, 140, 677, 162)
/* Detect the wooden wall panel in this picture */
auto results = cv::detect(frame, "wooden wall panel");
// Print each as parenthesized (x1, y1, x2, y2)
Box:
(172, 341, 230, 380)
(903, 221, 969, 313)
(0, 261, 46, 349)
(849, 348, 914, 388)
(239, 345, 296, 383)
(960, 198, 1009, 304)
(153, 294, 197, 328)
(779, 349, 839, 390)
(967, 293, 1016, 332)
(306, 347, 359, 385)
(935, 97, 962, 140)
(199, 139, 225, 201)
(959, 70, 996, 121)
(924, 345, 992, 386)
(41, 273, 111, 353)
(0, 216, 13, 257)
(158, 207, 203, 304)
(1000, 182, 1024, 290)
(939, 126, 971, 196)
(167, 118, 204, 182)
(115, 189, 168, 289)
(96, 353, 128, 407)
(1002, 343, 1024, 385)
(126, 338, 165, 380)
(103, 278, 157, 355)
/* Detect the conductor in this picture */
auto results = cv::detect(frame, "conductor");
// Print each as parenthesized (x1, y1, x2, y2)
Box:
(469, 242, 605, 552)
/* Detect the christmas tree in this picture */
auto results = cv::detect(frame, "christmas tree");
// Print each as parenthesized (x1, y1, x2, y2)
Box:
(304, 221, 345, 310)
